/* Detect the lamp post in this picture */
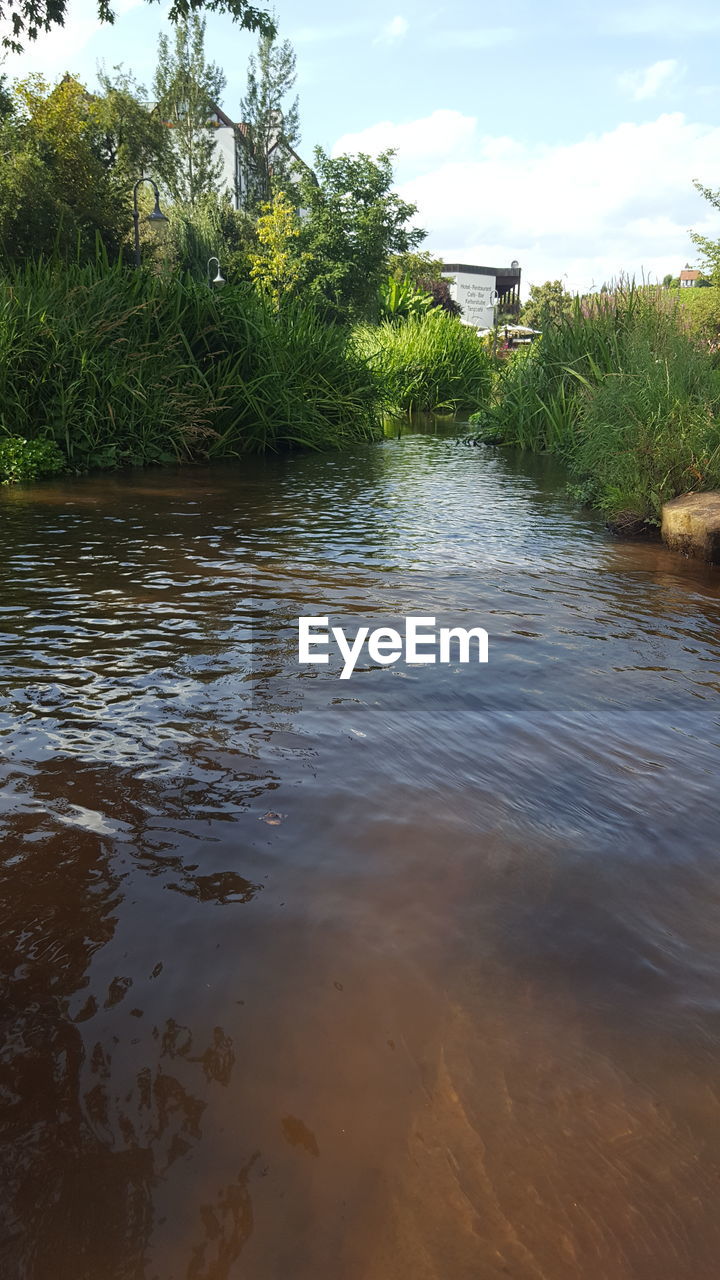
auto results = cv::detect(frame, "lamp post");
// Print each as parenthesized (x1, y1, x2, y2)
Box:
(207, 257, 226, 288)
(133, 177, 168, 269)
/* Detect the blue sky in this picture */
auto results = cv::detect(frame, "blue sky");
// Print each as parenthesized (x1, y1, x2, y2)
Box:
(3, 0, 720, 290)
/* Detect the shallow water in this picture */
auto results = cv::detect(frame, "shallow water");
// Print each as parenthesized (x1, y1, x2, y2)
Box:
(1, 430, 720, 1279)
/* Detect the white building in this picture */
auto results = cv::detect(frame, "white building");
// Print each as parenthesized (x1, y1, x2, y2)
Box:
(159, 102, 311, 209)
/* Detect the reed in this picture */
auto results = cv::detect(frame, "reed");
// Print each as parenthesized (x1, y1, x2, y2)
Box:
(356, 311, 493, 415)
(0, 255, 382, 473)
(475, 283, 720, 519)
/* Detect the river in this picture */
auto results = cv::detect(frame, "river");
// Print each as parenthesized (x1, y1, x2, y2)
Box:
(1, 427, 720, 1279)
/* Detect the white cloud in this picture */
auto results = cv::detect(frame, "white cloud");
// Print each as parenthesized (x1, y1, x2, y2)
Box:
(291, 20, 369, 44)
(619, 59, 681, 100)
(333, 109, 476, 165)
(378, 15, 409, 43)
(432, 26, 515, 49)
(607, 3, 720, 34)
(333, 111, 720, 293)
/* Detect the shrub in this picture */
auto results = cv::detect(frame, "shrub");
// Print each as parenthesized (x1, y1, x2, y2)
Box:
(0, 436, 65, 483)
(356, 311, 493, 414)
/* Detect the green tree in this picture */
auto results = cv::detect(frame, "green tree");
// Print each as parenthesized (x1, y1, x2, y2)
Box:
(521, 279, 573, 329)
(388, 250, 445, 286)
(153, 16, 226, 205)
(1, 0, 274, 55)
(249, 190, 311, 306)
(96, 64, 177, 192)
(690, 181, 720, 284)
(295, 148, 425, 322)
(238, 31, 300, 210)
(0, 74, 126, 258)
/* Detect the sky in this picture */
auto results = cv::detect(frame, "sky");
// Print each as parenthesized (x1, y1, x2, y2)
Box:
(3, 0, 720, 292)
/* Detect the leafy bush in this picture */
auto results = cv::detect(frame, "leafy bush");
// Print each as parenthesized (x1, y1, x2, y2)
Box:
(0, 436, 65, 483)
(378, 274, 432, 322)
(356, 311, 493, 414)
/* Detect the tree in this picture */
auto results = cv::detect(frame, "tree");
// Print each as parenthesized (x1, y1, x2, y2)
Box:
(249, 190, 311, 306)
(295, 148, 425, 322)
(387, 252, 461, 315)
(153, 15, 226, 205)
(690, 181, 720, 285)
(96, 65, 177, 192)
(388, 250, 444, 286)
(0, 74, 127, 258)
(521, 279, 573, 329)
(238, 31, 300, 210)
(1, 0, 274, 54)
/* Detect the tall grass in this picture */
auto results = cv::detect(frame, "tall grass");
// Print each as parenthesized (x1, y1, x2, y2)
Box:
(477, 284, 720, 519)
(0, 255, 381, 472)
(355, 311, 493, 414)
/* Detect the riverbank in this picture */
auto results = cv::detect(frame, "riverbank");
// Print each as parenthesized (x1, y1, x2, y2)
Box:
(0, 258, 381, 480)
(471, 284, 720, 525)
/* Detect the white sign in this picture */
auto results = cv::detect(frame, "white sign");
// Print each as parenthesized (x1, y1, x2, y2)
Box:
(442, 271, 496, 328)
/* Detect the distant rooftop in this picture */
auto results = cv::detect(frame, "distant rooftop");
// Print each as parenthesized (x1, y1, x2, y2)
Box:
(442, 262, 521, 279)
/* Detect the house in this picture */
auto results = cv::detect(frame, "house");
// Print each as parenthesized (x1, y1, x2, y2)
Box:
(160, 100, 312, 209)
(441, 261, 522, 328)
(680, 269, 701, 287)
(205, 104, 247, 207)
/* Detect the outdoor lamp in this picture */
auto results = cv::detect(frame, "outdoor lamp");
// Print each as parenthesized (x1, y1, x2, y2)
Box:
(133, 178, 168, 269)
(208, 257, 226, 288)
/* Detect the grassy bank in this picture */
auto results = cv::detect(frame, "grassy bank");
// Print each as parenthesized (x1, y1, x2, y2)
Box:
(474, 285, 720, 522)
(0, 258, 382, 479)
(355, 311, 493, 415)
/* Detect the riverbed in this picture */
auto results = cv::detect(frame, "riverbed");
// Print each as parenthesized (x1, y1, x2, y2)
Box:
(1, 429, 720, 1279)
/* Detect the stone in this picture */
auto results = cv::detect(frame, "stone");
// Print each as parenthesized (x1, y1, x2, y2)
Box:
(661, 491, 720, 563)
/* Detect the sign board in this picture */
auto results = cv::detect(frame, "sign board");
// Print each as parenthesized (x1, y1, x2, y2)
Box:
(441, 271, 496, 328)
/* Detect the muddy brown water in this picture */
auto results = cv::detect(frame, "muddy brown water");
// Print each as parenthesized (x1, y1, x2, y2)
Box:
(2, 430, 720, 1279)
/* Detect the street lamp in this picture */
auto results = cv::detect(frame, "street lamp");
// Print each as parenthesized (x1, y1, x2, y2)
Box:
(207, 256, 226, 288)
(133, 177, 168, 269)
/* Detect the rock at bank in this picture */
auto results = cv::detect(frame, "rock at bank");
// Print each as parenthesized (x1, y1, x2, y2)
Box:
(661, 491, 720, 563)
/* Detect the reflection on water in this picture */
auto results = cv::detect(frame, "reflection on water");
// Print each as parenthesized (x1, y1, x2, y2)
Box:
(1, 432, 720, 1278)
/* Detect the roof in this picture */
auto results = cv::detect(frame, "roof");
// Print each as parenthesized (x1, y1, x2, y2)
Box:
(680, 269, 701, 280)
(442, 262, 521, 278)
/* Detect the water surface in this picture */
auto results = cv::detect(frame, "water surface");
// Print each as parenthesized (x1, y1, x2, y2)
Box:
(2, 431, 720, 1279)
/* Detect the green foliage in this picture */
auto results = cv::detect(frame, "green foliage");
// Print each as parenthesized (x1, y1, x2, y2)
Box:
(155, 190, 255, 280)
(521, 278, 573, 330)
(356, 311, 493, 414)
(153, 16, 226, 205)
(249, 190, 311, 306)
(0, 255, 381, 470)
(378, 274, 432, 322)
(672, 284, 720, 348)
(238, 30, 300, 211)
(0, 71, 177, 263)
(388, 251, 445, 287)
(295, 148, 425, 323)
(690, 181, 720, 285)
(1, 0, 275, 55)
(95, 65, 178, 194)
(478, 284, 720, 520)
(0, 74, 128, 260)
(0, 435, 65, 483)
